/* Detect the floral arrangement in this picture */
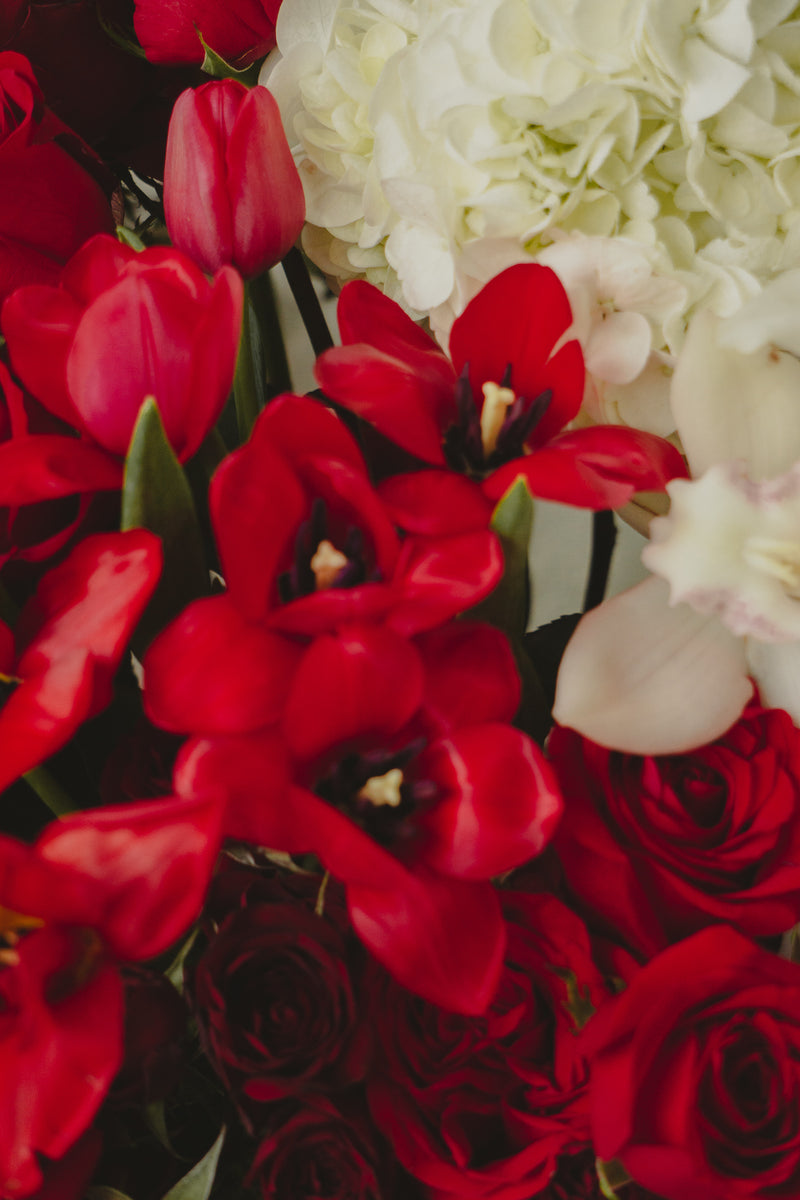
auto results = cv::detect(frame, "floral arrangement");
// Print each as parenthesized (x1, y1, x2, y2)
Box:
(2, 2, 800, 1199)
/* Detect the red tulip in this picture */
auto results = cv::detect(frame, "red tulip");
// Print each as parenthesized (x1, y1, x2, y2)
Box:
(133, 0, 281, 67)
(0, 791, 222, 1197)
(0, 234, 242, 509)
(165, 79, 305, 278)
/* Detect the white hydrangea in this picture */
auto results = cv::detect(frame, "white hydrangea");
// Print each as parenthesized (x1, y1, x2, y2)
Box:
(264, 0, 800, 432)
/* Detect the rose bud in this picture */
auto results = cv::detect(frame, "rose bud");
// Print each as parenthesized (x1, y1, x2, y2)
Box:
(133, 0, 280, 68)
(164, 79, 305, 278)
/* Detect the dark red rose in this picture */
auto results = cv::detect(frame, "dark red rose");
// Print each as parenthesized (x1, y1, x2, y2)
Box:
(250, 1100, 389, 1200)
(549, 705, 800, 959)
(585, 926, 800, 1200)
(190, 868, 369, 1106)
(367, 893, 611, 1200)
(111, 966, 187, 1106)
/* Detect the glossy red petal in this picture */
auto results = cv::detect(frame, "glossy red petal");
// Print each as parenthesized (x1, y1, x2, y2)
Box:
(37, 794, 224, 961)
(174, 732, 292, 846)
(0, 931, 122, 1197)
(254, 392, 367, 476)
(414, 621, 521, 735)
(315, 345, 450, 465)
(414, 724, 563, 879)
(210, 424, 307, 623)
(0, 436, 122, 505)
(283, 625, 425, 761)
(378, 469, 494, 535)
(348, 871, 505, 1014)
(1, 284, 82, 425)
(449, 264, 583, 441)
(0, 649, 95, 793)
(17, 531, 162, 700)
(337, 281, 455, 397)
(180, 264, 243, 459)
(265, 585, 397, 637)
(144, 595, 302, 735)
(387, 530, 504, 635)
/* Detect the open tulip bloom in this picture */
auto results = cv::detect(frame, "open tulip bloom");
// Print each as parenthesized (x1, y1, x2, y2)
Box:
(4, 17, 800, 1200)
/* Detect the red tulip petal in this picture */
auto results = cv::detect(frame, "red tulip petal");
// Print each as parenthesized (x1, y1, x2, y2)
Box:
(37, 793, 224, 961)
(283, 625, 425, 761)
(315, 344, 450, 465)
(0, 436, 122, 505)
(17, 531, 162, 696)
(174, 732, 292, 845)
(483, 427, 688, 508)
(181, 264, 243, 459)
(348, 872, 505, 1014)
(414, 622, 521, 734)
(254, 392, 367, 476)
(2, 284, 82, 425)
(414, 724, 563, 879)
(449, 264, 583, 443)
(387, 530, 504, 635)
(0, 648, 95, 793)
(144, 594, 302, 735)
(378, 469, 494, 535)
(211, 425, 307, 623)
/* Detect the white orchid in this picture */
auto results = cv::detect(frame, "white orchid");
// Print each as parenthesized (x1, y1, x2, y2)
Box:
(553, 271, 800, 753)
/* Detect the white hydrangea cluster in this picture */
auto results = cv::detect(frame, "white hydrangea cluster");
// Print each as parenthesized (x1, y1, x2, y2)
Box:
(264, 0, 800, 430)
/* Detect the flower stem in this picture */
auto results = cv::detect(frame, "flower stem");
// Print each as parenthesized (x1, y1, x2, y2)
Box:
(233, 278, 261, 442)
(583, 510, 617, 612)
(282, 247, 334, 357)
(250, 270, 292, 396)
(24, 766, 76, 817)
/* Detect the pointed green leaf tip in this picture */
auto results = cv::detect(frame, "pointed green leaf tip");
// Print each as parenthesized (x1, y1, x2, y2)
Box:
(596, 1158, 633, 1197)
(121, 397, 207, 652)
(162, 1127, 226, 1200)
(468, 477, 534, 638)
(197, 31, 263, 85)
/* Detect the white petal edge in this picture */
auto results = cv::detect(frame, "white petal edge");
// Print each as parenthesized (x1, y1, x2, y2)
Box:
(552, 574, 753, 754)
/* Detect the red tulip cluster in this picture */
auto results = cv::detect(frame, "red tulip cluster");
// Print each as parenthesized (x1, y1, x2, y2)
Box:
(0, 17, 798, 1200)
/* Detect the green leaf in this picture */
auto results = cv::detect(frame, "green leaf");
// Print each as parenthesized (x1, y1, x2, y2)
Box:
(164, 928, 199, 993)
(116, 226, 146, 252)
(161, 1127, 226, 1200)
(198, 33, 263, 84)
(549, 965, 597, 1031)
(467, 478, 535, 639)
(121, 397, 208, 654)
(596, 1158, 633, 1197)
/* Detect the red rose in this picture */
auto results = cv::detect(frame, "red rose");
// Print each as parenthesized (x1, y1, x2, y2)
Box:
(549, 706, 800, 958)
(133, 0, 280, 67)
(189, 868, 370, 1106)
(367, 893, 610, 1200)
(250, 1100, 390, 1200)
(585, 926, 800, 1200)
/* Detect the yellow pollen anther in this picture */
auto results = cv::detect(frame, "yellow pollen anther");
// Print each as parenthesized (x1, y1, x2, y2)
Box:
(310, 539, 349, 590)
(357, 768, 404, 808)
(480, 381, 516, 457)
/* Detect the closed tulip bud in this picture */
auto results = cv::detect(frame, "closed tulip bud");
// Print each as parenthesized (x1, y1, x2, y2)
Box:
(164, 79, 305, 278)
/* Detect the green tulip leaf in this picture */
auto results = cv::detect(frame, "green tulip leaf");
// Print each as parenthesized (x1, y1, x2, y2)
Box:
(467, 477, 535, 639)
(161, 1127, 226, 1200)
(198, 33, 263, 85)
(121, 397, 208, 653)
(596, 1158, 633, 1198)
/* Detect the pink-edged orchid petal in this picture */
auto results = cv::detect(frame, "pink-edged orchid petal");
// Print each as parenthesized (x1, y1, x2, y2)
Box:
(386, 530, 504, 636)
(348, 871, 505, 1014)
(0, 435, 122, 504)
(378, 470, 494, 535)
(315, 344, 449, 466)
(672, 308, 800, 481)
(483, 426, 688, 508)
(174, 732, 293, 846)
(0, 649, 94, 794)
(143, 594, 302, 735)
(283, 625, 425, 761)
(449, 264, 584, 446)
(552, 575, 754, 754)
(17, 531, 162, 696)
(37, 793, 224, 961)
(413, 724, 563, 880)
(211, 429, 307, 623)
(414, 622, 522, 735)
(0, 932, 122, 1198)
(1, 284, 82, 426)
